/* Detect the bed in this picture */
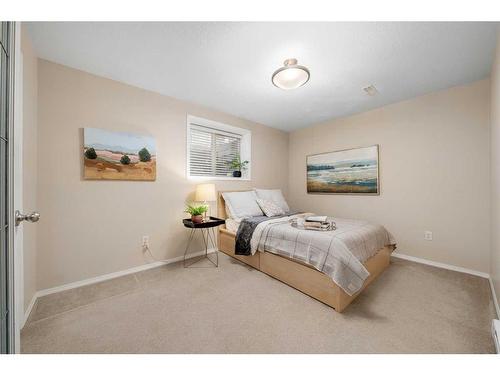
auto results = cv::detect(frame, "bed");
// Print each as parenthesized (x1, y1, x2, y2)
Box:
(217, 190, 396, 312)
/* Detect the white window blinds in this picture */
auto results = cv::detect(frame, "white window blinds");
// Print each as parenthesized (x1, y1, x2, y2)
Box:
(189, 124, 242, 177)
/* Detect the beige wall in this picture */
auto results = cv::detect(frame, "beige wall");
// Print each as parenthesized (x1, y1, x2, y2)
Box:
(491, 29, 500, 307)
(289, 80, 491, 273)
(32, 49, 494, 290)
(21, 26, 38, 311)
(36, 60, 289, 290)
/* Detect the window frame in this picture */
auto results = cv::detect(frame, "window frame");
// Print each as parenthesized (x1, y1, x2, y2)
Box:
(186, 115, 251, 181)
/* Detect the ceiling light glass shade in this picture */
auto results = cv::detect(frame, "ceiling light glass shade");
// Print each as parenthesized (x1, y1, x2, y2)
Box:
(272, 58, 310, 90)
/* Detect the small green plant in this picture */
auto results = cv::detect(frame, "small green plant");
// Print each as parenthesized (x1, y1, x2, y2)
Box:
(138, 147, 152, 162)
(228, 155, 249, 171)
(120, 155, 131, 165)
(84, 147, 97, 159)
(184, 204, 208, 216)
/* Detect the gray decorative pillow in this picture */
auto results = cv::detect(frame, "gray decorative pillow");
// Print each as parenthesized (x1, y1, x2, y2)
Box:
(256, 198, 285, 217)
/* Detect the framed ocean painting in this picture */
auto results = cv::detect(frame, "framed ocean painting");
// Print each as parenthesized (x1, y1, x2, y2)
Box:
(307, 145, 379, 195)
(83, 128, 156, 181)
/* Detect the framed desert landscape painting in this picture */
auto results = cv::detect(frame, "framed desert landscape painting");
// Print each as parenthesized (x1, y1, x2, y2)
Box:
(307, 145, 379, 195)
(83, 128, 156, 181)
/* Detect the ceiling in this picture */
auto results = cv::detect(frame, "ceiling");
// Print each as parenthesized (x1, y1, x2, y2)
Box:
(26, 22, 498, 132)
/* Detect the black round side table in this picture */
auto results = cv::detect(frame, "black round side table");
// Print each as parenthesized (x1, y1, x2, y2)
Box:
(182, 216, 225, 268)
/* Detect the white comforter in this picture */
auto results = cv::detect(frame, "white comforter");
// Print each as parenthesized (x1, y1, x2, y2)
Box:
(250, 213, 395, 295)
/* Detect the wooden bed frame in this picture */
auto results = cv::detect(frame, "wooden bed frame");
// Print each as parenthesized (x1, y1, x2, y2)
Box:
(216, 191, 395, 312)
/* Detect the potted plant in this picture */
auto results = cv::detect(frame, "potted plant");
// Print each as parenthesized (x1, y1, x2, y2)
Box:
(185, 204, 208, 224)
(228, 156, 249, 178)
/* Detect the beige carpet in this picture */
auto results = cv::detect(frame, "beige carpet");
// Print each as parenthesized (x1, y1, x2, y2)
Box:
(21, 253, 497, 353)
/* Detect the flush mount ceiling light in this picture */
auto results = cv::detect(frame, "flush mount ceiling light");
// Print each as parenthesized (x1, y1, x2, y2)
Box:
(272, 58, 310, 90)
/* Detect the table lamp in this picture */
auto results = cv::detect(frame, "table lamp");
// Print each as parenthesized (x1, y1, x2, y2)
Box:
(195, 183, 216, 221)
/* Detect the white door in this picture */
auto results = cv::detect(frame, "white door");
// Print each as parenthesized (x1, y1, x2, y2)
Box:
(1, 21, 35, 354)
(12, 21, 25, 354)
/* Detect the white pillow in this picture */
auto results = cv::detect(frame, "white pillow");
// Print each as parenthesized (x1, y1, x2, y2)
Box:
(254, 189, 290, 212)
(256, 198, 285, 217)
(222, 191, 263, 219)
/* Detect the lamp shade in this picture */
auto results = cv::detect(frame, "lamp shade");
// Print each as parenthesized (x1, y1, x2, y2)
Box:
(195, 183, 216, 202)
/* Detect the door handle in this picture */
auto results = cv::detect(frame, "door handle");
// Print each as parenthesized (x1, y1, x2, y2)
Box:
(15, 210, 40, 226)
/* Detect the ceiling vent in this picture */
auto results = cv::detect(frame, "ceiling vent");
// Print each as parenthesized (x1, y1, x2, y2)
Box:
(363, 85, 379, 96)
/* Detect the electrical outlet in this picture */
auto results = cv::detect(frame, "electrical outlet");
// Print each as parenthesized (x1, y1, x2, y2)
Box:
(424, 231, 433, 241)
(142, 235, 150, 249)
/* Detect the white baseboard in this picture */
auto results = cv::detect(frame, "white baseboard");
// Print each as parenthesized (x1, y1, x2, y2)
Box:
(489, 277, 500, 320)
(392, 252, 500, 320)
(35, 248, 216, 299)
(391, 252, 490, 279)
(22, 293, 38, 328)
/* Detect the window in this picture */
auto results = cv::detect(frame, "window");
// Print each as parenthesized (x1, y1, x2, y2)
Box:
(187, 116, 251, 179)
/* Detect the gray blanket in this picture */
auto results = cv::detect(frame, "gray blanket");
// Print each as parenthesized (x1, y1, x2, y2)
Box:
(235, 214, 295, 255)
